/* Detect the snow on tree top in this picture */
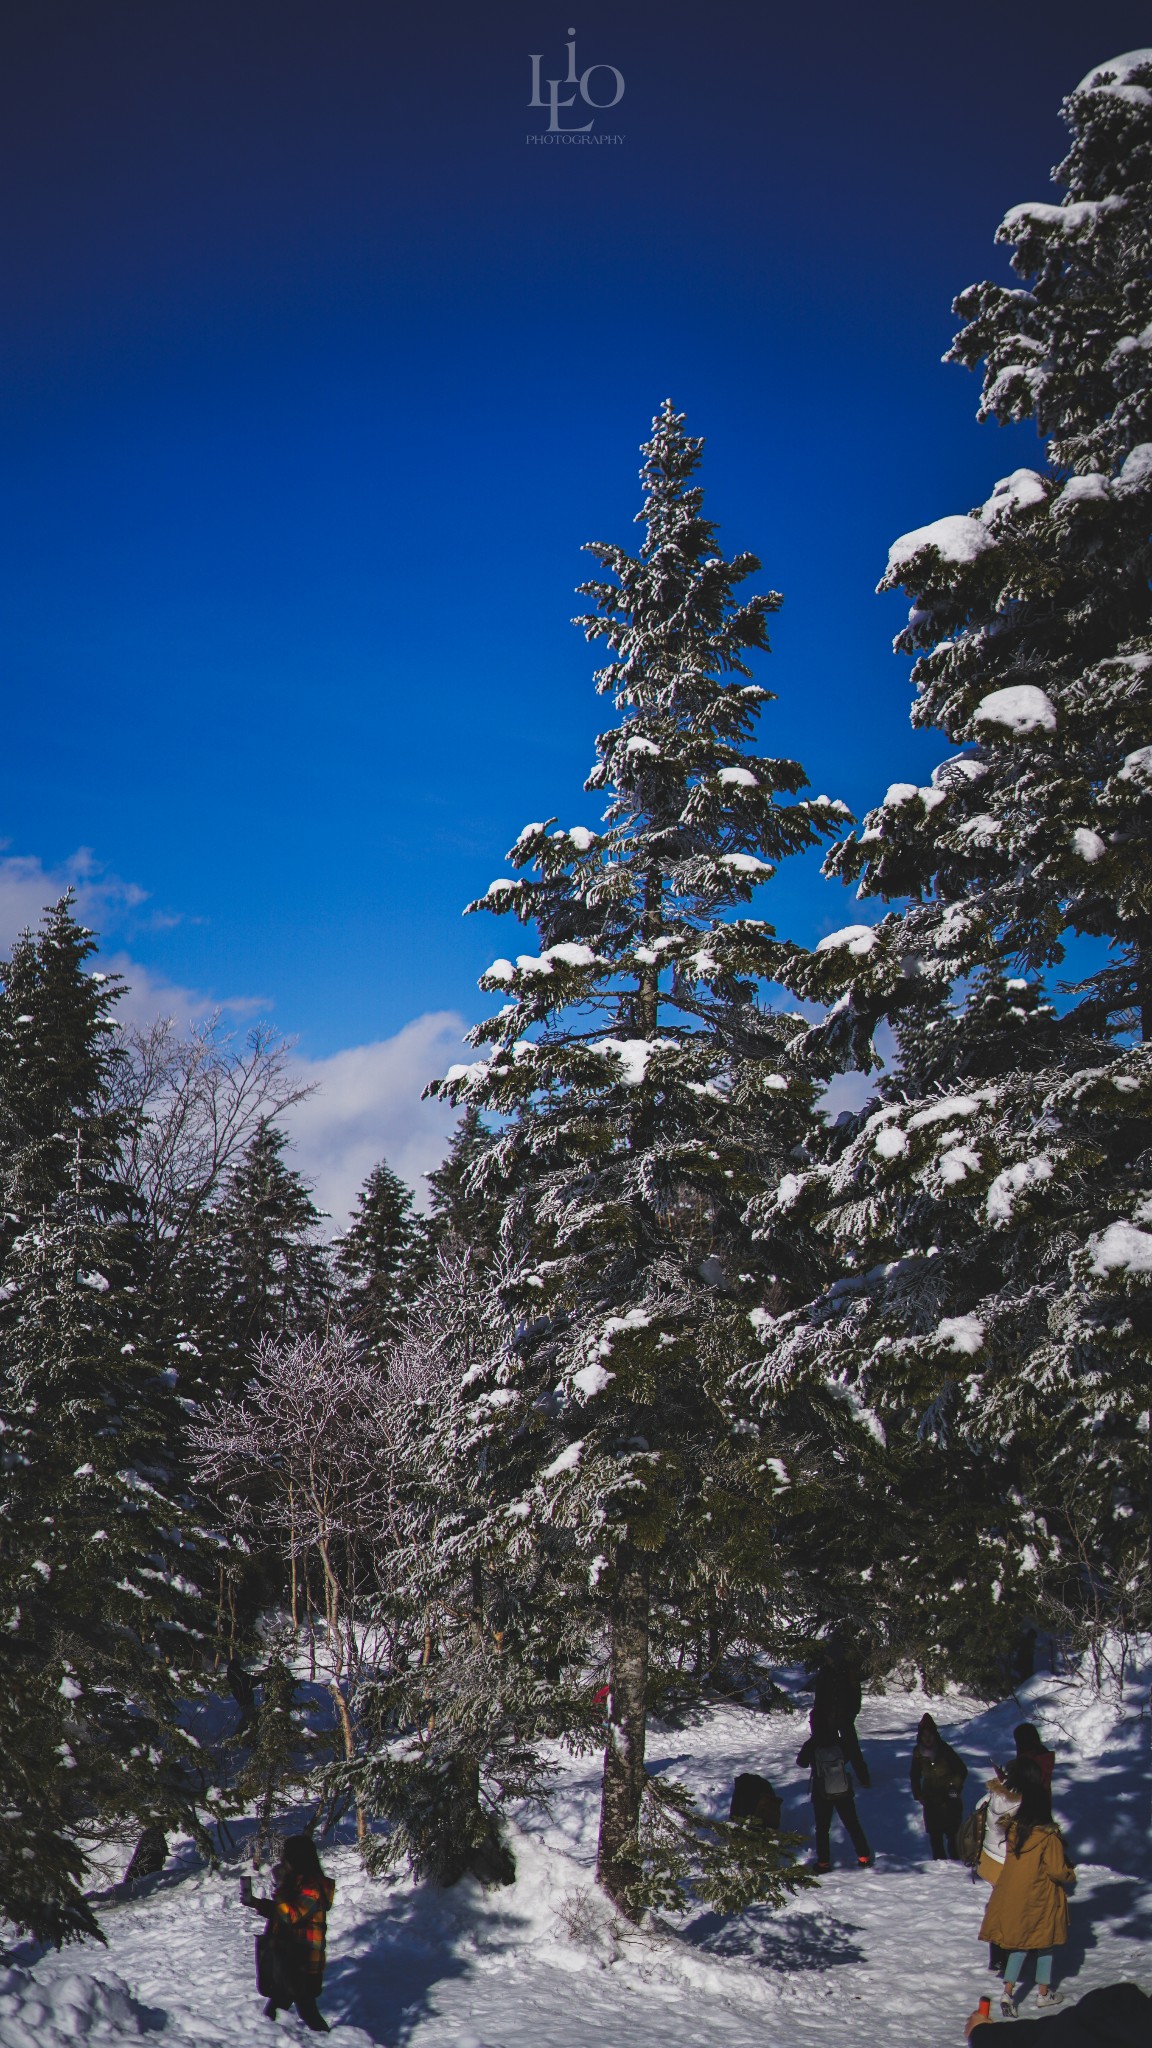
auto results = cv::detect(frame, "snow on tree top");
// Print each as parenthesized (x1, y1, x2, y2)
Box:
(588, 1037, 675, 1084)
(720, 853, 772, 874)
(514, 943, 601, 976)
(935, 1314, 986, 1356)
(1117, 444, 1152, 492)
(598, 1308, 652, 1347)
(973, 685, 1058, 735)
(1088, 1220, 1152, 1276)
(986, 1155, 1054, 1225)
(570, 1361, 614, 1399)
(1056, 473, 1110, 509)
(717, 766, 758, 787)
(1073, 828, 1107, 861)
(542, 1439, 583, 1479)
(443, 1057, 490, 1088)
(1118, 745, 1152, 782)
(816, 924, 878, 957)
(886, 514, 993, 576)
(906, 1092, 991, 1129)
(981, 469, 1048, 524)
(1075, 48, 1152, 95)
(1002, 197, 1127, 237)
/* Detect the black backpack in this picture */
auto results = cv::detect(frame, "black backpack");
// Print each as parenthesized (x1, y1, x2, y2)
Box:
(729, 1772, 783, 1829)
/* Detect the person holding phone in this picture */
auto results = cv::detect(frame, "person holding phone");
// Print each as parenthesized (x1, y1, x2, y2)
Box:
(241, 1835, 336, 2033)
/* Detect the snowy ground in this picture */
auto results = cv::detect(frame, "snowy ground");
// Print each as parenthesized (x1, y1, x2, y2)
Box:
(2, 1649, 1148, 2047)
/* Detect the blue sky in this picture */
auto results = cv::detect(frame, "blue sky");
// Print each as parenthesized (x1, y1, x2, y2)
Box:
(0, 1, 1146, 1203)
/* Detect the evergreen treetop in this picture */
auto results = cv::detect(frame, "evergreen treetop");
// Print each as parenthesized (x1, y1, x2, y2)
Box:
(798, 54, 1152, 1059)
(335, 1158, 427, 1343)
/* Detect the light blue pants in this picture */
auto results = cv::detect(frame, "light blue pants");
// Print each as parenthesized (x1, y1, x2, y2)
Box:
(1004, 1951, 1053, 1988)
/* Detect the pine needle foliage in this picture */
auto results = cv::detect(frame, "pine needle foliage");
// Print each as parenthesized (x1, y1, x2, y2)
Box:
(429, 403, 841, 1910)
(770, 54, 1152, 1649)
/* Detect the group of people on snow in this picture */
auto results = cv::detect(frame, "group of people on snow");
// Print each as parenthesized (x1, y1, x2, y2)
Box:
(240, 1702, 1118, 2040)
(792, 1689, 1081, 2020)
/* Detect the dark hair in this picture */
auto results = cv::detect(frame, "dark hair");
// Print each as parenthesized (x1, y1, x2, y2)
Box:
(1002, 1756, 1041, 1798)
(1014, 1723, 1043, 1754)
(1010, 1773, 1054, 1856)
(917, 1714, 938, 1743)
(280, 1834, 327, 1889)
(810, 1707, 839, 1743)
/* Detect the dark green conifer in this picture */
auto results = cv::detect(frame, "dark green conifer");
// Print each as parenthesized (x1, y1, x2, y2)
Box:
(334, 1159, 427, 1345)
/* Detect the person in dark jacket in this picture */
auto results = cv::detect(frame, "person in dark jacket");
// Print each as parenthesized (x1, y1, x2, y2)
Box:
(911, 1713, 968, 1859)
(1014, 1722, 1056, 1792)
(965, 1982, 1149, 2045)
(797, 1708, 872, 1871)
(242, 1834, 335, 2033)
(812, 1650, 871, 1787)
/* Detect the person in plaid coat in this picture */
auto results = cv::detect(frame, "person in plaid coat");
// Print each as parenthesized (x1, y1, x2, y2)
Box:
(243, 1835, 336, 2033)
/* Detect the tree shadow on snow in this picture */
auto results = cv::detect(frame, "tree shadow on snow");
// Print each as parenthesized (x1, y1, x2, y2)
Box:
(323, 1880, 531, 2046)
(682, 1907, 865, 1971)
(1061, 1873, 1152, 1975)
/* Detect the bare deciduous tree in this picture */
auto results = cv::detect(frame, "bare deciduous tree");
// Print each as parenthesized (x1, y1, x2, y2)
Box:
(190, 1326, 405, 1838)
(112, 1014, 312, 1273)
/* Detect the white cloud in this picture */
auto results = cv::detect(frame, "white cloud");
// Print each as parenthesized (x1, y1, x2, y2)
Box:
(0, 844, 469, 1230)
(0, 847, 146, 948)
(283, 1012, 471, 1230)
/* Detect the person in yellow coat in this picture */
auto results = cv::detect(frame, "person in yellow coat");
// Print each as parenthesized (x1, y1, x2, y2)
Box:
(978, 1771, 1075, 2016)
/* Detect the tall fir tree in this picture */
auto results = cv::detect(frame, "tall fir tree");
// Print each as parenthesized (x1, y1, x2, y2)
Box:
(431, 403, 845, 1913)
(0, 898, 209, 1941)
(780, 50, 1152, 1645)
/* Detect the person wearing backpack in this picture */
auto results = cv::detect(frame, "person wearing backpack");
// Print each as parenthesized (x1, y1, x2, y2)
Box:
(911, 1713, 968, 1859)
(797, 1708, 873, 1872)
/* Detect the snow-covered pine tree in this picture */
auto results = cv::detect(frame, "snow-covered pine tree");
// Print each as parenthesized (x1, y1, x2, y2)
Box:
(187, 1119, 331, 1399)
(781, 52, 1152, 1645)
(430, 403, 845, 1913)
(334, 1159, 429, 1346)
(424, 1106, 503, 1259)
(340, 1246, 574, 1890)
(0, 898, 208, 1941)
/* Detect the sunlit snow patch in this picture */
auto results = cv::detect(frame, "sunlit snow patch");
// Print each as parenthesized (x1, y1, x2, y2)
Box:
(886, 515, 994, 574)
(1088, 1221, 1152, 1276)
(815, 924, 878, 957)
(935, 1314, 985, 1356)
(972, 686, 1057, 735)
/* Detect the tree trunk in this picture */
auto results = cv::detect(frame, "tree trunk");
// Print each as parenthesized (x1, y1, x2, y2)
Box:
(596, 1539, 650, 1915)
(329, 1680, 366, 1845)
